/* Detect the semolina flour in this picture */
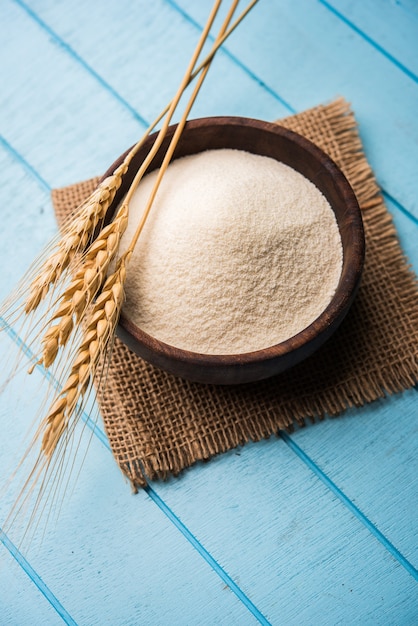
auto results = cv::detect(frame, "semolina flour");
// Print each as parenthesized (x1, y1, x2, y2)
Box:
(118, 149, 343, 354)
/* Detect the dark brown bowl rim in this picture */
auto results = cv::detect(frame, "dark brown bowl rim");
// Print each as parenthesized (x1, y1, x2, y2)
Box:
(102, 115, 365, 368)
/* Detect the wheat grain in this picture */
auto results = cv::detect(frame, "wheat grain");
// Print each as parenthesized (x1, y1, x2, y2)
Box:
(24, 162, 128, 315)
(40, 254, 128, 458)
(36, 202, 129, 369)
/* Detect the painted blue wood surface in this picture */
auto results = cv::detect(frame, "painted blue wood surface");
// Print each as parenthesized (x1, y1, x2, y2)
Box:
(329, 0, 418, 75)
(0, 545, 65, 626)
(0, 0, 417, 624)
(175, 0, 418, 217)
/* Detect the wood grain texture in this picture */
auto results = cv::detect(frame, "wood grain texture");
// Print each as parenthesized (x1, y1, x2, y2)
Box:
(0, 0, 417, 623)
(292, 388, 418, 566)
(151, 400, 418, 624)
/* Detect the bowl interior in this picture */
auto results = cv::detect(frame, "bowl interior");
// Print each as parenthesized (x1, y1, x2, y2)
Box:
(102, 116, 364, 384)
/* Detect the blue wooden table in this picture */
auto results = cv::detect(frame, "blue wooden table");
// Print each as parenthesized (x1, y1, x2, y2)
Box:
(0, 1, 417, 624)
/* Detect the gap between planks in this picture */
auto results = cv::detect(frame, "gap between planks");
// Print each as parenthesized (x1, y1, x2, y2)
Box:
(318, 0, 418, 83)
(0, 529, 78, 626)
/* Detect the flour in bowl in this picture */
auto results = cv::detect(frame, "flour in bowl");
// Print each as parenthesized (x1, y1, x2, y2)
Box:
(117, 148, 343, 354)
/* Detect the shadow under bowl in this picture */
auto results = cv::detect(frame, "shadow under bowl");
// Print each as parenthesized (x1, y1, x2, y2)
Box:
(101, 116, 365, 385)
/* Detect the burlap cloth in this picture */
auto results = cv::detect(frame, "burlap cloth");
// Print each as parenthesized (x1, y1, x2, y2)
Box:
(52, 99, 418, 489)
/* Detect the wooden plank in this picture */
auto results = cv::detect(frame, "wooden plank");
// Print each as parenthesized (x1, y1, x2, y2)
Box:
(386, 194, 418, 279)
(0, 0, 144, 186)
(12, 0, 418, 220)
(25, 0, 284, 123)
(0, 144, 55, 298)
(397, 0, 418, 17)
(290, 388, 418, 567)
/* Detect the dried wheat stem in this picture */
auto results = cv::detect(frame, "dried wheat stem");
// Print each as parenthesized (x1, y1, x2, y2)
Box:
(126, 0, 241, 254)
(122, 0, 223, 211)
(138, 0, 259, 140)
(123, 0, 262, 253)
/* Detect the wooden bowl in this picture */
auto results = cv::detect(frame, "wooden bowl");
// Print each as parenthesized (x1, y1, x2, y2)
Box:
(102, 116, 365, 385)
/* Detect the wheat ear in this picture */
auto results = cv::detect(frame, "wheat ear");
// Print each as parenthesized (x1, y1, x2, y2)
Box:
(24, 162, 128, 314)
(39, 253, 128, 459)
(37, 202, 129, 369)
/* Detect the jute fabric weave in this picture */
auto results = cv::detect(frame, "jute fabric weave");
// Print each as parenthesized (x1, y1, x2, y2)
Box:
(51, 99, 418, 488)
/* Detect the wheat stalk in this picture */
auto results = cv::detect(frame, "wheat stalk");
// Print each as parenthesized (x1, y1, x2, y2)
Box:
(35, 0, 225, 460)
(38, 0, 262, 460)
(0, 1, 259, 546)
